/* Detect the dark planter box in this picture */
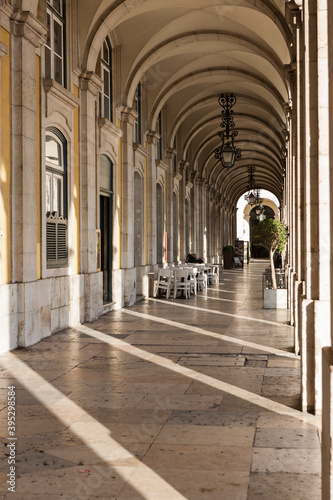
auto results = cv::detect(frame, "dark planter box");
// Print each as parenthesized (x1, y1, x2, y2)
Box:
(223, 251, 234, 269)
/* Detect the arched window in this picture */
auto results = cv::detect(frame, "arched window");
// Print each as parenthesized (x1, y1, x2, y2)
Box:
(45, 129, 68, 268)
(45, 0, 65, 86)
(99, 38, 112, 121)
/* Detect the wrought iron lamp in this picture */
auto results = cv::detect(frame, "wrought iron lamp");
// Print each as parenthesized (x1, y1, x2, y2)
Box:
(214, 93, 242, 170)
(247, 192, 256, 205)
(256, 201, 266, 221)
(254, 189, 262, 205)
(244, 166, 257, 205)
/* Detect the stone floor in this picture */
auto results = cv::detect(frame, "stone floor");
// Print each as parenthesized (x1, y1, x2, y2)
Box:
(0, 260, 321, 499)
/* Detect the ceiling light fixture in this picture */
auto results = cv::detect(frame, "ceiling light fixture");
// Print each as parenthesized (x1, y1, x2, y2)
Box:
(214, 93, 242, 170)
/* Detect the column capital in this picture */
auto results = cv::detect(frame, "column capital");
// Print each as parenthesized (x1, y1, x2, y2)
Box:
(179, 160, 189, 172)
(191, 170, 198, 182)
(146, 130, 160, 145)
(166, 148, 176, 160)
(11, 9, 47, 47)
(80, 71, 103, 96)
(196, 176, 205, 187)
(120, 106, 138, 126)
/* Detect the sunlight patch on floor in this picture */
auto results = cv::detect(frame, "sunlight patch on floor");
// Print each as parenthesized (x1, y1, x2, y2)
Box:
(76, 324, 320, 429)
(0, 354, 188, 500)
(149, 297, 291, 328)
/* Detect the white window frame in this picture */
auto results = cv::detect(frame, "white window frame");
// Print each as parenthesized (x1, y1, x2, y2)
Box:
(46, 0, 65, 86)
(99, 39, 112, 121)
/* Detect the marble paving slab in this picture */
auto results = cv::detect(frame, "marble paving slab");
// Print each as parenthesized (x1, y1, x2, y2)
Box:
(251, 448, 321, 474)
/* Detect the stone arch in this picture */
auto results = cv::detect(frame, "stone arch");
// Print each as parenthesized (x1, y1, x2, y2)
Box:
(124, 31, 288, 112)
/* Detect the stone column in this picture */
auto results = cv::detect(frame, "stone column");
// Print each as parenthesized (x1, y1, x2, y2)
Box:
(9, 9, 48, 347)
(120, 108, 138, 304)
(290, 6, 304, 352)
(146, 131, 159, 266)
(319, 0, 333, 496)
(191, 170, 198, 254)
(209, 187, 216, 260)
(314, 0, 331, 408)
(179, 161, 188, 260)
(217, 196, 223, 261)
(0, 31, 8, 290)
(300, 0, 327, 414)
(227, 203, 233, 246)
(11, 11, 46, 284)
(80, 71, 103, 320)
(233, 207, 238, 248)
(203, 183, 210, 261)
(195, 176, 204, 257)
(165, 149, 175, 264)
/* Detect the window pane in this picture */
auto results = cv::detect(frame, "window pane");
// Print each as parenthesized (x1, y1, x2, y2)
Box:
(53, 175, 63, 215)
(53, 176, 59, 213)
(103, 41, 109, 63)
(46, 13, 51, 47)
(54, 54, 63, 86)
(46, 173, 52, 213)
(45, 46, 51, 79)
(99, 91, 102, 117)
(57, 177, 63, 216)
(103, 68, 110, 96)
(100, 155, 112, 191)
(53, 19, 63, 57)
(53, 0, 62, 15)
(104, 96, 110, 121)
(46, 136, 62, 167)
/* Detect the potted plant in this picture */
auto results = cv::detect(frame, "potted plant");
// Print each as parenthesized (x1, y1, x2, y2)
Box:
(223, 245, 234, 270)
(252, 219, 288, 308)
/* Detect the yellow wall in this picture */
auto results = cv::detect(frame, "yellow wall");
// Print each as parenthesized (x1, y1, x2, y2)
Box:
(1, 28, 11, 285)
(36, 55, 41, 279)
(74, 85, 80, 274)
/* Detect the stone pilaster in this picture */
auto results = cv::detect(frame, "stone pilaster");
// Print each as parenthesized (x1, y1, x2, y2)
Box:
(178, 161, 188, 260)
(190, 170, 198, 255)
(79, 71, 103, 320)
(322, 347, 333, 499)
(166, 148, 176, 263)
(120, 108, 138, 305)
(195, 176, 204, 257)
(146, 131, 159, 266)
(9, 9, 50, 347)
(11, 10, 47, 284)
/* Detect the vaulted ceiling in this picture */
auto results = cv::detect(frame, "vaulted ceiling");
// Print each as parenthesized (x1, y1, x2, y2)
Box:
(79, 0, 293, 205)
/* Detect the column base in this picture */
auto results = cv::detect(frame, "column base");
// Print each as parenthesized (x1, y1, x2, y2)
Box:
(322, 347, 333, 500)
(84, 272, 103, 322)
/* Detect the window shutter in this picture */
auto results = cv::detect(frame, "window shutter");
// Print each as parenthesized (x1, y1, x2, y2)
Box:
(46, 214, 68, 268)
(46, 221, 57, 261)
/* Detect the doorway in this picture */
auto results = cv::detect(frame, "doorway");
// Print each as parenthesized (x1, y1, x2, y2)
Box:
(99, 155, 113, 303)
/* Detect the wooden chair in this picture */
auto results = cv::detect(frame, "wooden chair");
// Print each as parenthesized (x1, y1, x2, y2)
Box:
(173, 269, 191, 299)
(196, 268, 207, 291)
(188, 267, 197, 295)
(154, 269, 173, 299)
